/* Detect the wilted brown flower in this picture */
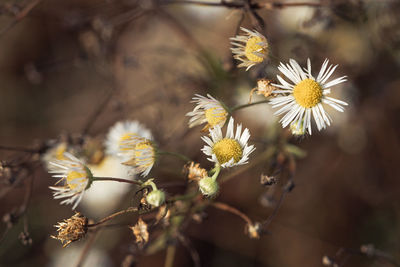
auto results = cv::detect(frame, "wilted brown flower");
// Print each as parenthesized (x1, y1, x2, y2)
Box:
(51, 212, 88, 247)
(245, 222, 262, 239)
(155, 205, 170, 226)
(185, 162, 207, 181)
(130, 217, 149, 245)
(249, 79, 275, 103)
(322, 255, 337, 267)
(260, 174, 277, 186)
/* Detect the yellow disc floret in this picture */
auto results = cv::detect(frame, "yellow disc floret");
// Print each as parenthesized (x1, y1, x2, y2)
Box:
(119, 133, 137, 151)
(293, 78, 323, 108)
(134, 140, 155, 167)
(245, 36, 267, 63)
(55, 143, 68, 160)
(212, 138, 243, 164)
(205, 108, 227, 127)
(66, 171, 86, 190)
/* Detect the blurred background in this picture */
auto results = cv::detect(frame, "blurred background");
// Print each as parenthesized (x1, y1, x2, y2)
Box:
(0, 0, 399, 266)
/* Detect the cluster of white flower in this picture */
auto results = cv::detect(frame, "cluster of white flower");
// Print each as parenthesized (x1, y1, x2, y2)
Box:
(44, 27, 348, 211)
(184, 27, 348, 195)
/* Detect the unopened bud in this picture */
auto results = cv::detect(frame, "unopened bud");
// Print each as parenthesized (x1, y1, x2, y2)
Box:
(290, 120, 306, 136)
(146, 189, 165, 207)
(198, 177, 219, 197)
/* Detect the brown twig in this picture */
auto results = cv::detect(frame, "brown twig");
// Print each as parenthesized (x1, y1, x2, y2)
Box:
(162, 0, 325, 9)
(87, 207, 138, 227)
(211, 201, 252, 225)
(75, 228, 100, 267)
(0, 0, 42, 37)
(177, 234, 201, 267)
(164, 244, 177, 267)
(93, 177, 142, 186)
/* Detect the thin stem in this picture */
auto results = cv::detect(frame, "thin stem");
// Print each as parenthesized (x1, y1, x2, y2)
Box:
(92, 177, 142, 186)
(87, 207, 138, 228)
(230, 99, 269, 112)
(211, 165, 221, 181)
(261, 189, 288, 227)
(177, 234, 201, 267)
(158, 150, 191, 162)
(164, 245, 177, 267)
(168, 191, 199, 202)
(211, 202, 252, 225)
(75, 228, 99, 267)
(162, 1, 324, 9)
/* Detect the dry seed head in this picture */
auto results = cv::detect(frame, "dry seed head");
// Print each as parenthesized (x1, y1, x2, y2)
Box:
(185, 162, 207, 181)
(260, 174, 277, 186)
(245, 222, 262, 239)
(130, 218, 149, 245)
(360, 244, 375, 256)
(51, 212, 88, 247)
(322, 255, 338, 267)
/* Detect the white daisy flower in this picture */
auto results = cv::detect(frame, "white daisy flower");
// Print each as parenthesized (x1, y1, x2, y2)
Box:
(201, 118, 255, 168)
(120, 136, 156, 177)
(48, 152, 93, 209)
(105, 121, 152, 158)
(269, 58, 348, 135)
(230, 27, 269, 71)
(186, 94, 228, 131)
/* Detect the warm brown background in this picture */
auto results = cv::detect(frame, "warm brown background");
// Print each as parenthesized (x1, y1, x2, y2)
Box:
(1, 0, 399, 266)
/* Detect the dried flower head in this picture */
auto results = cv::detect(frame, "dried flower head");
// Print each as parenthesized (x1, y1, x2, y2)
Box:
(105, 120, 152, 159)
(51, 212, 88, 247)
(202, 117, 255, 168)
(130, 218, 149, 245)
(269, 58, 348, 134)
(230, 27, 269, 71)
(322, 255, 337, 266)
(245, 222, 262, 239)
(48, 152, 93, 209)
(249, 79, 275, 103)
(19, 231, 33, 246)
(260, 174, 277, 186)
(186, 94, 228, 131)
(155, 205, 170, 226)
(120, 136, 157, 177)
(360, 244, 375, 256)
(185, 162, 208, 181)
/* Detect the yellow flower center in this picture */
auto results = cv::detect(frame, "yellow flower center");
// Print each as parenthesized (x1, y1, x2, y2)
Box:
(212, 138, 243, 164)
(245, 36, 266, 63)
(55, 143, 67, 160)
(134, 140, 155, 167)
(205, 108, 227, 127)
(119, 133, 137, 151)
(66, 171, 86, 190)
(293, 78, 323, 108)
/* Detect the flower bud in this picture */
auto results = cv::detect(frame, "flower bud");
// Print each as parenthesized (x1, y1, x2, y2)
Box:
(290, 121, 306, 136)
(198, 177, 219, 197)
(146, 189, 165, 207)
